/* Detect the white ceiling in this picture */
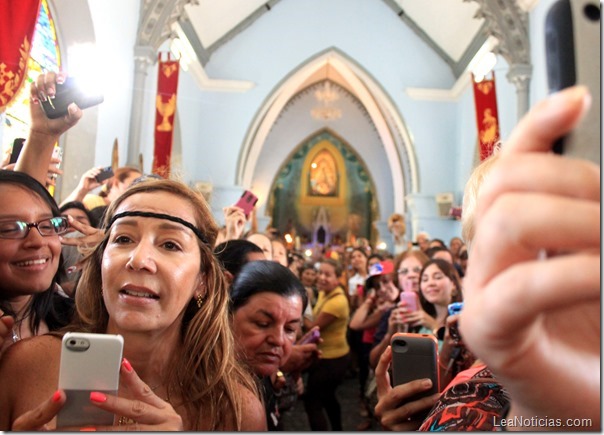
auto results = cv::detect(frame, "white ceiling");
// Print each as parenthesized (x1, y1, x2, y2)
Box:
(182, 0, 489, 75)
(394, 0, 484, 62)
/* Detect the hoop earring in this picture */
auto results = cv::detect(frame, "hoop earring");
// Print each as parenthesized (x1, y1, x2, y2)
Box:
(196, 293, 203, 309)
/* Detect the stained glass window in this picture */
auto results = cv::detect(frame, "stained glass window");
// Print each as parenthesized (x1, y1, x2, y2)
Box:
(2, 0, 60, 156)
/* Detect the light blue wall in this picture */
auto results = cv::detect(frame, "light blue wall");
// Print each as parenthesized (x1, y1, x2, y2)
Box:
(48, 0, 557, 246)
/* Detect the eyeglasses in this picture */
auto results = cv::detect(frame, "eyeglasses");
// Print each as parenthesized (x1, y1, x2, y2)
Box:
(398, 266, 422, 275)
(0, 217, 69, 239)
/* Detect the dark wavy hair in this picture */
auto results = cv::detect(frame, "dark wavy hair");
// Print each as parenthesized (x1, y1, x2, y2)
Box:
(0, 170, 74, 334)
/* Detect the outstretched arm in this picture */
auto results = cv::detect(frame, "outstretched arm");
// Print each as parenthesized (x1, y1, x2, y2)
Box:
(14, 72, 82, 184)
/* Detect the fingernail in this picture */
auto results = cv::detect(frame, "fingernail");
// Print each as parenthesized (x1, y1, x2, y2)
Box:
(56, 73, 66, 84)
(67, 103, 78, 115)
(421, 379, 433, 388)
(52, 390, 62, 403)
(38, 91, 47, 102)
(80, 428, 96, 432)
(122, 357, 133, 372)
(90, 392, 106, 403)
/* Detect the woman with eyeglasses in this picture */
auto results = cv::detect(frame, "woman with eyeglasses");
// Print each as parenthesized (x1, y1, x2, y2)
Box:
(367, 250, 430, 369)
(0, 177, 266, 431)
(0, 72, 265, 431)
(0, 170, 74, 356)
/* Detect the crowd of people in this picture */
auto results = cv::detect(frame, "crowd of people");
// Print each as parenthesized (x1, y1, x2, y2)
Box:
(0, 71, 599, 431)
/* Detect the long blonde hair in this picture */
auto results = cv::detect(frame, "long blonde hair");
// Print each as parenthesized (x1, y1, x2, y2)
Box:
(71, 179, 258, 430)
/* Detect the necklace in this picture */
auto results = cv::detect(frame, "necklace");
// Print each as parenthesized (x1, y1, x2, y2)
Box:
(10, 313, 30, 343)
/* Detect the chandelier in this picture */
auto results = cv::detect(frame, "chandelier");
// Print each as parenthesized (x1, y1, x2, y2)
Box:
(310, 61, 342, 121)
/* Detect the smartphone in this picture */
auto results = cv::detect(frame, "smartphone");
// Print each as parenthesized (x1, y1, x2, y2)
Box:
(9, 138, 25, 164)
(234, 190, 258, 218)
(56, 332, 124, 428)
(94, 166, 114, 183)
(390, 333, 439, 412)
(400, 291, 419, 312)
(299, 329, 320, 345)
(40, 77, 104, 119)
(447, 302, 464, 342)
(545, 0, 600, 165)
(447, 302, 464, 316)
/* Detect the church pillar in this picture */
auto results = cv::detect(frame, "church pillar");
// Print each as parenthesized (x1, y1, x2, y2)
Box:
(127, 45, 156, 167)
(507, 63, 532, 120)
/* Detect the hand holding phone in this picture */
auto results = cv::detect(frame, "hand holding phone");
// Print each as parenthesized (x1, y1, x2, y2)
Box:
(399, 291, 419, 312)
(234, 190, 258, 219)
(390, 333, 439, 418)
(94, 166, 114, 183)
(298, 329, 320, 345)
(40, 77, 104, 119)
(57, 332, 123, 428)
(447, 302, 464, 342)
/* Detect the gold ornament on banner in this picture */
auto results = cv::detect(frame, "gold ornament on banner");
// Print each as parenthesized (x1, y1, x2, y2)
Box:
(156, 94, 176, 132)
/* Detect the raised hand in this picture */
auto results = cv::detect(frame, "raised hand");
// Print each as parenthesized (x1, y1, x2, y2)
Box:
(374, 346, 439, 430)
(460, 86, 600, 428)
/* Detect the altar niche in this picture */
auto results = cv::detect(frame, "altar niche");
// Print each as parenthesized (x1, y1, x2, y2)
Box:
(268, 130, 377, 247)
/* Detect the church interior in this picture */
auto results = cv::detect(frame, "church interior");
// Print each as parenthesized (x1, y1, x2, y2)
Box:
(0, 0, 571, 252)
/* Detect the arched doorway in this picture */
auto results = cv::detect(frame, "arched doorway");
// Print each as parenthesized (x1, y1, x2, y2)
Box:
(268, 129, 377, 248)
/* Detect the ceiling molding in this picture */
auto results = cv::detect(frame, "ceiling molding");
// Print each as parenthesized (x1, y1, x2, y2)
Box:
(172, 22, 255, 92)
(382, 0, 456, 73)
(472, 0, 530, 66)
(405, 35, 498, 101)
(451, 22, 489, 77)
(138, 0, 194, 51)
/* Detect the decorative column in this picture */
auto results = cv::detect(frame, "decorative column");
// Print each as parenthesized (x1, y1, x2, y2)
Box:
(474, 0, 532, 121)
(506, 63, 532, 119)
(127, 45, 155, 166)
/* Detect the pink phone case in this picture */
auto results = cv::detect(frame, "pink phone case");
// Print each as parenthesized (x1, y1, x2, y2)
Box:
(234, 190, 258, 217)
(400, 291, 419, 312)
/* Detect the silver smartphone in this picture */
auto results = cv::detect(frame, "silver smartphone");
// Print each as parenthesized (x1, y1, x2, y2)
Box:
(56, 332, 124, 428)
(545, 0, 600, 165)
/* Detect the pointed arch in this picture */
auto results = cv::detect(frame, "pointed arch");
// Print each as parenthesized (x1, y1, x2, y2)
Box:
(237, 48, 419, 216)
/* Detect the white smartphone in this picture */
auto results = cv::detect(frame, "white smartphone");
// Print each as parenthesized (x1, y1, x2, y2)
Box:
(56, 332, 124, 428)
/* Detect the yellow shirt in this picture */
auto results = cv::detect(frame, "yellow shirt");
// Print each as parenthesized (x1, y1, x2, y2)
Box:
(83, 194, 106, 210)
(313, 286, 350, 359)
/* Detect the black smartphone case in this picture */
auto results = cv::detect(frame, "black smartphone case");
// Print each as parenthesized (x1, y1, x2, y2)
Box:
(40, 77, 104, 119)
(391, 333, 439, 399)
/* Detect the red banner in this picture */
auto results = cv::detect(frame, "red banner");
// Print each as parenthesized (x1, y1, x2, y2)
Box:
(0, 0, 41, 113)
(152, 53, 180, 178)
(471, 72, 500, 161)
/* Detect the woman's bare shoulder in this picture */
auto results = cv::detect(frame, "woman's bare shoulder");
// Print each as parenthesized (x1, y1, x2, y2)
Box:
(0, 335, 61, 379)
(237, 382, 267, 431)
